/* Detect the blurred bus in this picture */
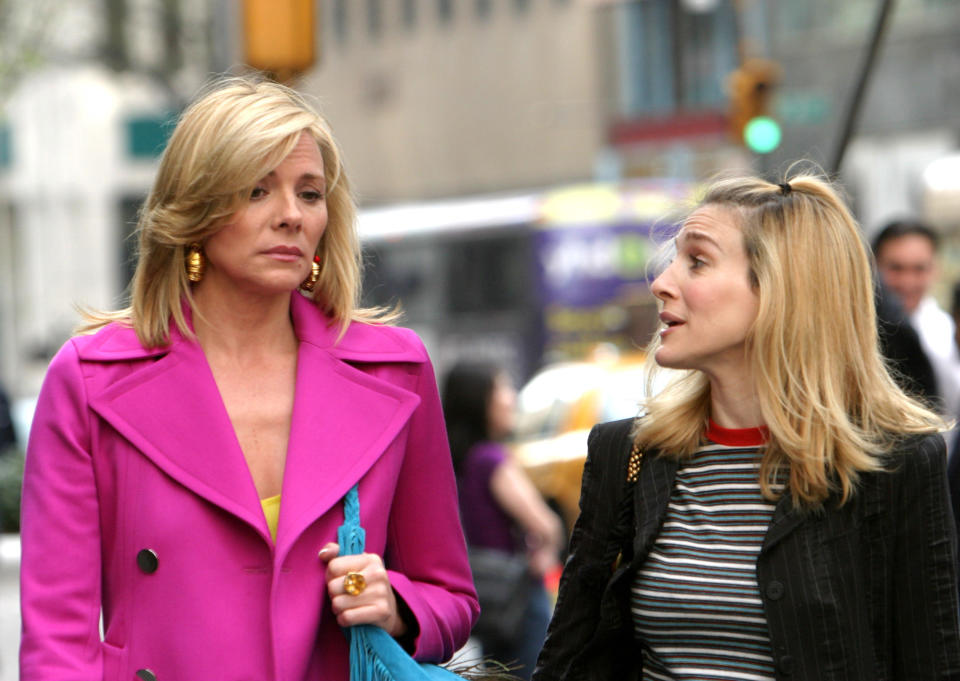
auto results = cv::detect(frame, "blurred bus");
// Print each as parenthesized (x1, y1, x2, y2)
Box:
(358, 179, 697, 383)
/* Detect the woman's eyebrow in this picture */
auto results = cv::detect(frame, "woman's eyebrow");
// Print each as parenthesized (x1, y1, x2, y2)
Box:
(678, 229, 722, 251)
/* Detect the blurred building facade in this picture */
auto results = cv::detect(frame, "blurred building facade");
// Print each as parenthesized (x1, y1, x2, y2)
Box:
(765, 0, 960, 232)
(302, 0, 752, 204)
(0, 0, 958, 399)
(304, 0, 960, 217)
(0, 0, 230, 403)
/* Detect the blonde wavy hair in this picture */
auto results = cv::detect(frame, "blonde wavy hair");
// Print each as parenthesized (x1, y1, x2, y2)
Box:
(82, 75, 394, 347)
(635, 172, 944, 508)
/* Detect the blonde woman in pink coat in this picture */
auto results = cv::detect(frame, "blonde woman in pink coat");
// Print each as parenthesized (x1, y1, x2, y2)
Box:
(19, 76, 479, 681)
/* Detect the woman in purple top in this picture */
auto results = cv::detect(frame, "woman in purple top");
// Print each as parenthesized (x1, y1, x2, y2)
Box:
(442, 362, 564, 680)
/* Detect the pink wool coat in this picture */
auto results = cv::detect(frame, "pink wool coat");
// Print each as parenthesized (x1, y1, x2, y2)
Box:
(20, 293, 479, 681)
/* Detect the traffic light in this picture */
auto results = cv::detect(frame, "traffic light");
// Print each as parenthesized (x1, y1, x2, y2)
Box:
(727, 58, 782, 154)
(243, 0, 316, 82)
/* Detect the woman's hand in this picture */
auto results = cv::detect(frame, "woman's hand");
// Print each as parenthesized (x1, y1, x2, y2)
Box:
(528, 542, 560, 578)
(319, 542, 407, 637)
(490, 460, 565, 577)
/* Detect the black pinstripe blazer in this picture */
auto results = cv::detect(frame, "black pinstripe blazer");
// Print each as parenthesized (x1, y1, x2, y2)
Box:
(533, 418, 960, 681)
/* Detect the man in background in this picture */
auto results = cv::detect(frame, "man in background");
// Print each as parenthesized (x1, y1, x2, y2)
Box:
(873, 219, 960, 417)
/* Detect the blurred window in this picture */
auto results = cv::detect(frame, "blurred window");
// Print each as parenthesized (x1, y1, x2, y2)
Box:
(362, 231, 533, 322)
(437, 0, 453, 24)
(126, 113, 176, 159)
(403, 0, 417, 29)
(367, 0, 382, 38)
(0, 125, 10, 169)
(444, 232, 532, 314)
(617, 0, 737, 116)
(476, 0, 493, 20)
(680, 6, 737, 108)
(361, 240, 444, 322)
(333, 0, 348, 45)
(769, 0, 890, 39)
(772, 0, 952, 40)
(619, 0, 674, 115)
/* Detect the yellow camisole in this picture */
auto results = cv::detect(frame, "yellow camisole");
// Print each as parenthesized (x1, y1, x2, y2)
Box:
(261, 494, 281, 543)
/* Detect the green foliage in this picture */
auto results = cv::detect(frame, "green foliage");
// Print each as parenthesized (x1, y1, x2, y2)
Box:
(0, 447, 24, 533)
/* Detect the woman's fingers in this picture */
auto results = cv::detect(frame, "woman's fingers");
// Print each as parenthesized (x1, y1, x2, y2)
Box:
(329, 578, 394, 616)
(324, 552, 405, 635)
(333, 602, 398, 629)
(317, 542, 339, 563)
(325, 554, 377, 582)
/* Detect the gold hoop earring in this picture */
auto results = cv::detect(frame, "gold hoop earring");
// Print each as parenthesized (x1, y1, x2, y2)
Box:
(300, 255, 321, 292)
(186, 244, 205, 283)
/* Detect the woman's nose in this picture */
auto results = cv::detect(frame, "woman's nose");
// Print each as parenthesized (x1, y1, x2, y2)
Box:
(275, 190, 302, 230)
(650, 268, 673, 301)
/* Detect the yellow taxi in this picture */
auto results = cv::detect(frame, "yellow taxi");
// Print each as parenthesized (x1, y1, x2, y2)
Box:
(510, 352, 651, 533)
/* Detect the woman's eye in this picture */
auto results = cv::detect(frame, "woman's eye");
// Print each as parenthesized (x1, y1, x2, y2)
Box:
(689, 256, 706, 269)
(300, 189, 325, 202)
(250, 186, 267, 200)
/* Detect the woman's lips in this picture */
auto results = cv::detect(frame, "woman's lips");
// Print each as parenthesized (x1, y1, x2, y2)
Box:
(660, 318, 684, 337)
(263, 246, 303, 262)
(659, 312, 684, 336)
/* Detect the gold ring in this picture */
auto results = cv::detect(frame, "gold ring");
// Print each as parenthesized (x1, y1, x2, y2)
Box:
(343, 571, 366, 596)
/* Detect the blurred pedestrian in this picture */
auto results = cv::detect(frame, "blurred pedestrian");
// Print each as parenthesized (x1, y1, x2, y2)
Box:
(946, 282, 960, 552)
(875, 277, 939, 406)
(873, 219, 960, 416)
(0, 382, 15, 453)
(443, 362, 563, 680)
(19, 75, 478, 680)
(535, 173, 960, 680)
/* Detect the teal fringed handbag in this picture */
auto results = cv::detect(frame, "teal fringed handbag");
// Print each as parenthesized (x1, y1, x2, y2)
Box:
(336, 484, 466, 681)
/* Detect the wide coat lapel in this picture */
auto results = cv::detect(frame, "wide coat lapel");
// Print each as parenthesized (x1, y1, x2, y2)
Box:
(84, 323, 269, 537)
(82, 294, 426, 550)
(269, 294, 424, 556)
(275, 345, 420, 554)
(602, 444, 678, 636)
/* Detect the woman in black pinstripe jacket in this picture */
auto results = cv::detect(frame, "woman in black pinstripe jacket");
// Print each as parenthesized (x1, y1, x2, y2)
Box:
(534, 173, 960, 681)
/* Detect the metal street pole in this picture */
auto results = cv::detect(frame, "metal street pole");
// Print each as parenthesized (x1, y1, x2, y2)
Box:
(829, 0, 897, 176)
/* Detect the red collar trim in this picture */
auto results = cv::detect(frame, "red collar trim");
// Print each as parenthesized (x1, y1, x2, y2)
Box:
(706, 419, 768, 446)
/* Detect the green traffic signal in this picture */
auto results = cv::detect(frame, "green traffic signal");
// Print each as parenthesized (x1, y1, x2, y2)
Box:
(743, 116, 782, 154)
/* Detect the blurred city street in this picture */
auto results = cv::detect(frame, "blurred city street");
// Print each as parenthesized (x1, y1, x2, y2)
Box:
(1, 0, 959, 678)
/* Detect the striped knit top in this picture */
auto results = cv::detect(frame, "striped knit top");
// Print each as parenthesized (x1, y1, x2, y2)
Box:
(632, 420, 781, 681)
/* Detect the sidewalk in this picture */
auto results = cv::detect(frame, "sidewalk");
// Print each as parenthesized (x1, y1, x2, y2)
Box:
(0, 534, 19, 681)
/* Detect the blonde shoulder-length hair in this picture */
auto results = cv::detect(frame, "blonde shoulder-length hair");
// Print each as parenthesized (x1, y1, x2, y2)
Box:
(635, 172, 944, 508)
(82, 75, 393, 347)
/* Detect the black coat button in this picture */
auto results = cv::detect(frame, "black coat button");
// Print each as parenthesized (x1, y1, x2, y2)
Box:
(136, 549, 159, 574)
(765, 580, 785, 600)
(777, 654, 795, 675)
(136, 669, 157, 681)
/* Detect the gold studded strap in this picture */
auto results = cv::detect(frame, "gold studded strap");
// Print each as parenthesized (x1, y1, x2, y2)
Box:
(626, 441, 644, 483)
(612, 437, 643, 573)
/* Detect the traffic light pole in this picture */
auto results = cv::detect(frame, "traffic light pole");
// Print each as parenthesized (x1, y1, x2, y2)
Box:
(829, 0, 897, 176)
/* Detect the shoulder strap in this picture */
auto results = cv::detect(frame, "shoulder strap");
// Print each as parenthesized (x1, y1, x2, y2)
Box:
(627, 441, 644, 483)
(337, 483, 366, 557)
(607, 422, 643, 569)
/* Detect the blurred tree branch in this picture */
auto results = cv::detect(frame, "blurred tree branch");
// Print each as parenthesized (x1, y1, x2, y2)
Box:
(0, 0, 58, 103)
